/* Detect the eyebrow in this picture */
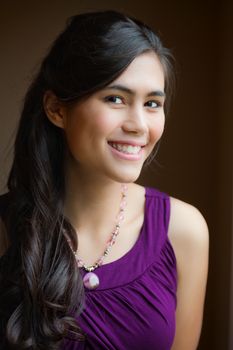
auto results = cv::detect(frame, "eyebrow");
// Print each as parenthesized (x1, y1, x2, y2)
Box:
(103, 84, 166, 98)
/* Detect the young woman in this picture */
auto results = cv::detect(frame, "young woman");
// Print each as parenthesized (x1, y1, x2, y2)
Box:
(0, 10, 209, 350)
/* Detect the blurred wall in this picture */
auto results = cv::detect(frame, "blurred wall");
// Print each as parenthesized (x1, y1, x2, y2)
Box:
(0, 1, 232, 349)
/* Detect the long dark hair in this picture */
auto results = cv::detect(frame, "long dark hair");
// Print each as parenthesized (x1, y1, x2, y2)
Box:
(0, 10, 174, 349)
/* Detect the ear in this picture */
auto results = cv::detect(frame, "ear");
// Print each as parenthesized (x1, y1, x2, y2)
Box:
(43, 90, 66, 129)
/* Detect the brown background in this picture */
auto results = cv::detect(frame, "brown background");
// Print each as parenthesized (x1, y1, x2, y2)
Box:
(0, 1, 232, 349)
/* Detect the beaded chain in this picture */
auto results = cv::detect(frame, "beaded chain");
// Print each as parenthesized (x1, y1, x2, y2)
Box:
(65, 184, 128, 273)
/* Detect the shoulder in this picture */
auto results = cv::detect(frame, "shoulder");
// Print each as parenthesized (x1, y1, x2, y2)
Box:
(168, 196, 209, 245)
(168, 196, 209, 272)
(167, 196, 209, 349)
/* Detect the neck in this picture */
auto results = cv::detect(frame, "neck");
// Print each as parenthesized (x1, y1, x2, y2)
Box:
(63, 166, 129, 239)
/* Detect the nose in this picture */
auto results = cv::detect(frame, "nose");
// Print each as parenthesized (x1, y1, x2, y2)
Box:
(122, 106, 148, 135)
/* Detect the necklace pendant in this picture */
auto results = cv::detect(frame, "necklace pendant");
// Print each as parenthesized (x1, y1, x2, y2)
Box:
(83, 272, 100, 290)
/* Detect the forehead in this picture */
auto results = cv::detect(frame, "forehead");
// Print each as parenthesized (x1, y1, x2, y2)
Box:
(109, 51, 165, 92)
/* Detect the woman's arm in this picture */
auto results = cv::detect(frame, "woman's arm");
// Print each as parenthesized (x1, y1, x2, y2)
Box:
(169, 197, 209, 350)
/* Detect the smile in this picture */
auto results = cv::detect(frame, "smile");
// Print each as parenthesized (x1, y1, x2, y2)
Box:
(108, 142, 141, 155)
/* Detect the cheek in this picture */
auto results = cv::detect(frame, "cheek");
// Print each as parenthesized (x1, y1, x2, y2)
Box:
(149, 117, 165, 143)
(91, 116, 115, 136)
(63, 117, 86, 158)
(64, 110, 114, 156)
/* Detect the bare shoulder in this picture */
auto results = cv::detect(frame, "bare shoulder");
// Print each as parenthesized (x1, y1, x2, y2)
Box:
(168, 196, 209, 267)
(168, 196, 209, 349)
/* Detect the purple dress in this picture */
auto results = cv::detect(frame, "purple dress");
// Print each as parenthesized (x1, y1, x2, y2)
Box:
(62, 187, 177, 350)
(0, 187, 177, 349)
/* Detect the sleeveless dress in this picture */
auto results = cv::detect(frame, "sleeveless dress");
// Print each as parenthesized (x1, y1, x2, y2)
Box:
(62, 187, 177, 350)
(0, 187, 177, 350)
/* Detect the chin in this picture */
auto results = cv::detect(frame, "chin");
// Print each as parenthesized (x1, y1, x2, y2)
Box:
(108, 169, 142, 184)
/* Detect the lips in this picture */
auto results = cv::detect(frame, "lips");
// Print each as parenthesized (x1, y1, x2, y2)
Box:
(108, 142, 144, 161)
(107, 140, 146, 147)
(109, 142, 141, 155)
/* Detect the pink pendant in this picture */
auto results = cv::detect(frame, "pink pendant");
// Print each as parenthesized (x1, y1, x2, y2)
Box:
(83, 272, 100, 290)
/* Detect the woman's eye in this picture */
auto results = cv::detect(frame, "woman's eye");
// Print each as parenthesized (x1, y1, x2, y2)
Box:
(105, 95, 123, 104)
(145, 100, 161, 108)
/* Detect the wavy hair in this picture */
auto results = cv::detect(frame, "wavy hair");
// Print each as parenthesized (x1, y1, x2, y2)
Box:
(0, 10, 174, 349)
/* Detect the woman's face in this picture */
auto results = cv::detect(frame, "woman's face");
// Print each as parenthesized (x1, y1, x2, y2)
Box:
(62, 51, 166, 183)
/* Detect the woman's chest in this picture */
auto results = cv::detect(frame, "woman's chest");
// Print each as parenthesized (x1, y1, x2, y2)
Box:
(74, 271, 176, 350)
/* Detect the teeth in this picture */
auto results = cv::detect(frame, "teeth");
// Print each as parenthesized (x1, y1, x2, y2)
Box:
(111, 143, 141, 154)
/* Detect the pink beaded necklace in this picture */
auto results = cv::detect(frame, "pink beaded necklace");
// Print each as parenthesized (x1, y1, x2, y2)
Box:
(65, 184, 128, 290)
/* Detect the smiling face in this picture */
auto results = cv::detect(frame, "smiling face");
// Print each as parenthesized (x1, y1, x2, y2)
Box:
(50, 51, 166, 184)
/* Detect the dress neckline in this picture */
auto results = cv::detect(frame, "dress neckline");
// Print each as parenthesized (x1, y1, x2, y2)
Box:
(80, 186, 148, 290)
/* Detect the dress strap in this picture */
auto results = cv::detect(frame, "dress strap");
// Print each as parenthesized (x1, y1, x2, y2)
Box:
(142, 187, 171, 263)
